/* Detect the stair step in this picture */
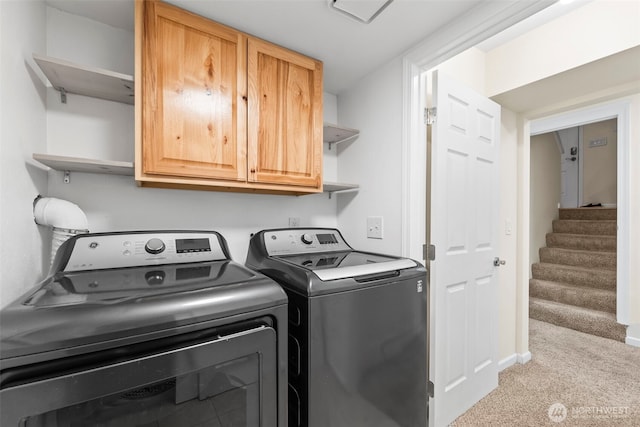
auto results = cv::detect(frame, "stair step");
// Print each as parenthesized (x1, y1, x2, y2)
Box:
(552, 219, 616, 236)
(546, 233, 616, 252)
(531, 263, 615, 290)
(529, 297, 626, 342)
(539, 247, 616, 271)
(559, 207, 616, 220)
(529, 279, 616, 313)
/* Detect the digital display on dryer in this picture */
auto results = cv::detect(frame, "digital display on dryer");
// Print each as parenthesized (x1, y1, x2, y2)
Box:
(176, 238, 211, 253)
(316, 234, 338, 244)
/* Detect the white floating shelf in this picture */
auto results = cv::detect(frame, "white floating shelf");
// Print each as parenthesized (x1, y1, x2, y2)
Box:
(323, 123, 359, 148)
(33, 153, 134, 176)
(323, 181, 359, 197)
(33, 54, 134, 105)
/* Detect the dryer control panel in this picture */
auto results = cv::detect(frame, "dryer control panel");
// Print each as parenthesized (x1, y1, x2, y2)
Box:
(263, 228, 351, 256)
(62, 231, 228, 272)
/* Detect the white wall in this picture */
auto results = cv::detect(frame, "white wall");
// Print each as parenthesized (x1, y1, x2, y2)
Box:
(0, 0, 49, 309)
(46, 7, 134, 164)
(485, 0, 640, 97)
(44, 8, 340, 264)
(336, 58, 404, 256)
(435, 47, 486, 95)
(0, 5, 342, 310)
(497, 107, 520, 363)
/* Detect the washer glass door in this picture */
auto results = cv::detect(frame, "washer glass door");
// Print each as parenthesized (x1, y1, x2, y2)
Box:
(1, 325, 277, 427)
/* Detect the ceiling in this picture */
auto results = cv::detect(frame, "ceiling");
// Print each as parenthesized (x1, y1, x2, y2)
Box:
(45, 0, 576, 94)
(493, 45, 640, 114)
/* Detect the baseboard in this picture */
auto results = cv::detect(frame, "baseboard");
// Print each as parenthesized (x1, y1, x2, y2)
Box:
(498, 354, 517, 371)
(626, 324, 640, 348)
(626, 336, 640, 347)
(517, 351, 532, 364)
(498, 351, 532, 371)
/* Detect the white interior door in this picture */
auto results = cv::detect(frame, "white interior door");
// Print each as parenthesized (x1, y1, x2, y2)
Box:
(429, 71, 500, 427)
(557, 127, 580, 208)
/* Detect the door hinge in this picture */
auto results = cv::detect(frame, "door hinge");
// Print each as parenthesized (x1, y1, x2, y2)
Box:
(423, 244, 435, 261)
(424, 107, 437, 125)
(428, 380, 435, 398)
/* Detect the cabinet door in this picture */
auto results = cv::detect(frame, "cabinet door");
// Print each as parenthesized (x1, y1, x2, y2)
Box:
(141, 0, 247, 181)
(247, 38, 323, 190)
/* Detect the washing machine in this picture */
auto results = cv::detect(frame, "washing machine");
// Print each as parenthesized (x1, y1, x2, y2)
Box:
(1, 230, 287, 426)
(246, 227, 428, 427)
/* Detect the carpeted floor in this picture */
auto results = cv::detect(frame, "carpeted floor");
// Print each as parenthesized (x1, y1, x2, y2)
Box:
(452, 319, 640, 426)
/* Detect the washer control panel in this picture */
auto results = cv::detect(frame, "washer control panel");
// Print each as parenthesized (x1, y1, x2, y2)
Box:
(263, 228, 351, 256)
(63, 232, 228, 272)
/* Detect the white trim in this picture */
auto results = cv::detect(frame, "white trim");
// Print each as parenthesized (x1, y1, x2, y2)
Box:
(626, 336, 640, 348)
(498, 350, 532, 372)
(401, 61, 427, 259)
(529, 99, 631, 325)
(578, 126, 584, 207)
(498, 354, 517, 371)
(517, 119, 532, 358)
(517, 351, 532, 365)
(626, 324, 640, 348)
(530, 102, 624, 134)
(403, 1, 555, 68)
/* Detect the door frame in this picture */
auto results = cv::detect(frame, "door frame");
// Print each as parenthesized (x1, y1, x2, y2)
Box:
(400, 1, 554, 262)
(400, 4, 555, 426)
(530, 100, 631, 324)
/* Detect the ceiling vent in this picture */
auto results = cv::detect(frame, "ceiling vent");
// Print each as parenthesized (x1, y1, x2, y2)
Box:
(329, 0, 394, 24)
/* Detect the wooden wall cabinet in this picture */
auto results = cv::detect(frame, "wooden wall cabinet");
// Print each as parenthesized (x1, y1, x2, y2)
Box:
(136, 0, 323, 194)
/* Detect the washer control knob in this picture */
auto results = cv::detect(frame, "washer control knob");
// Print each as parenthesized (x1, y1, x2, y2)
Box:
(301, 233, 314, 245)
(145, 238, 166, 254)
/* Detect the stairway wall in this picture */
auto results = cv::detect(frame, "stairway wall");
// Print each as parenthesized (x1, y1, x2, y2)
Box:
(529, 208, 626, 342)
(582, 119, 617, 206)
(529, 133, 560, 265)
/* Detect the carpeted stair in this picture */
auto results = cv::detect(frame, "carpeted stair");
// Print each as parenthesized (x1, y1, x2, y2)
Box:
(529, 208, 626, 342)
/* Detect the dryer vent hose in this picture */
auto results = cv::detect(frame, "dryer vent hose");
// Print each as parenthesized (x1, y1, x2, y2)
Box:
(33, 196, 89, 264)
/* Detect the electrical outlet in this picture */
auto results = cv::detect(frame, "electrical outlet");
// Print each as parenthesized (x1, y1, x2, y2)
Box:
(288, 217, 300, 227)
(367, 216, 383, 239)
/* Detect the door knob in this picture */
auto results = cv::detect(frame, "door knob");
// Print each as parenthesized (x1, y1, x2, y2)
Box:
(493, 257, 506, 267)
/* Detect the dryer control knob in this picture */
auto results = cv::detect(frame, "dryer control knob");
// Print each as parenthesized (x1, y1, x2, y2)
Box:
(301, 233, 314, 245)
(145, 270, 166, 285)
(145, 238, 166, 254)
